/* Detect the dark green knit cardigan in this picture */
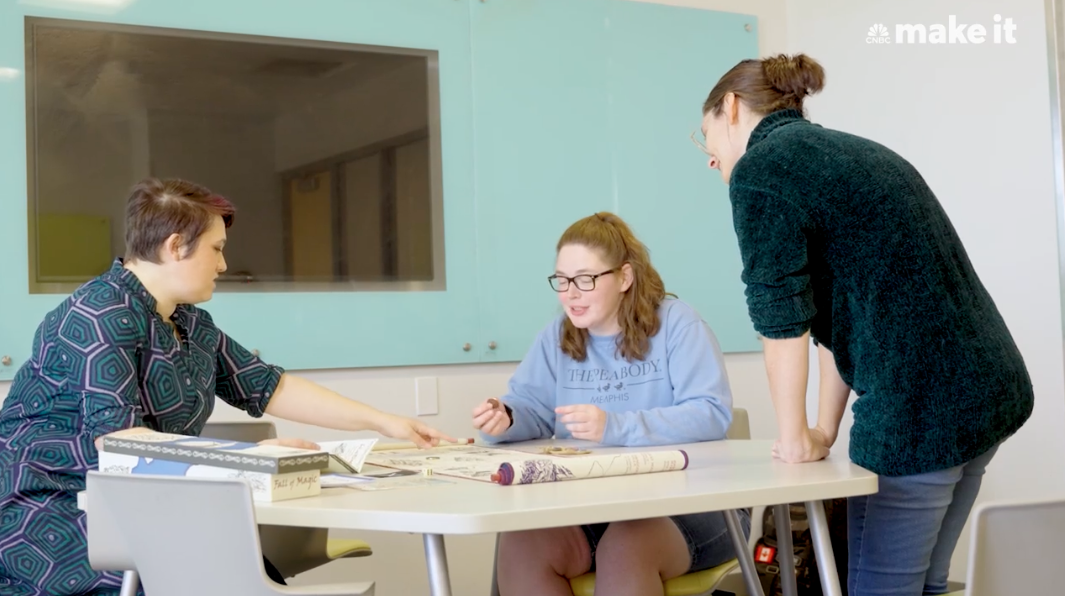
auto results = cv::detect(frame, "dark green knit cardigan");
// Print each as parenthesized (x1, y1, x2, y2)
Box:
(728, 109, 1033, 476)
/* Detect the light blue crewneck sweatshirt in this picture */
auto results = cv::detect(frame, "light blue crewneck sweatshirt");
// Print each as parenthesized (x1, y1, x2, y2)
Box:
(482, 299, 734, 447)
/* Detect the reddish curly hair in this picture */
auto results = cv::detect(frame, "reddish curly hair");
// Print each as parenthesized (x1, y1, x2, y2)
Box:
(557, 212, 673, 362)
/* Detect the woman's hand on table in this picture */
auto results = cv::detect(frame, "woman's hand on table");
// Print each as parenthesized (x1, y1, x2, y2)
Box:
(93, 426, 154, 451)
(472, 398, 511, 436)
(555, 404, 607, 443)
(375, 413, 456, 448)
(771, 426, 831, 463)
(259, 437, 321, 450)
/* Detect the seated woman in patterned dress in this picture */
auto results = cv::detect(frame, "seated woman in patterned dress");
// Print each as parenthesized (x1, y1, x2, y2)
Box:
(0, 178, 455, 596)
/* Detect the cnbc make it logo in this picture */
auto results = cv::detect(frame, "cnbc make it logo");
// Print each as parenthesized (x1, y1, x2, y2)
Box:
(867, 15, 1017, 44)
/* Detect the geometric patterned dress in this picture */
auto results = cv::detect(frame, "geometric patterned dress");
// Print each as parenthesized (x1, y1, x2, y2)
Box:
(0, 259, 284, 595)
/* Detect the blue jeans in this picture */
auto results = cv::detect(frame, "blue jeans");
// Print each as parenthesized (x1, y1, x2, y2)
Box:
(848, 443, 1000, 596)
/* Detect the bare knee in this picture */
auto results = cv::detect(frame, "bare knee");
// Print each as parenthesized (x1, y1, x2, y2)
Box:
(594, 518, 690, 580)
(498, 526, 592, 579)
(594, 519, 658, 571)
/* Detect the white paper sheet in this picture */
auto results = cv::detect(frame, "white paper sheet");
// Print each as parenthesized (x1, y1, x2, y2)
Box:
(318, 438, 378, 473)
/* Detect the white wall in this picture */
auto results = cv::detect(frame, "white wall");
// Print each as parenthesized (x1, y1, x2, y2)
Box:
(13, 0, 1061, 592)
(787, 0, 1065, 583)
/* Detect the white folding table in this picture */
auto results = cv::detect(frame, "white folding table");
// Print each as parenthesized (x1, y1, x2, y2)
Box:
(81, 439, 876, 596)
(252, 439, 876, 596)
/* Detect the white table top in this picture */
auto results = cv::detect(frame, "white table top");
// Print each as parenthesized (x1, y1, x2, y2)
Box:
(253, 439, 877, 534)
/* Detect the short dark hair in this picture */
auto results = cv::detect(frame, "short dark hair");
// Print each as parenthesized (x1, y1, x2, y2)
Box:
(124, 177, 236, 263)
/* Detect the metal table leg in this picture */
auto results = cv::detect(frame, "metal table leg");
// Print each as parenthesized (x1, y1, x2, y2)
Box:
(725, 509, 765, 596)
(119, 571, 139, 596)
(490, 534, 501, 596)
(423, 533, 452, 596)
(805, 500, 843, 596)
(774, 504, 798, 596)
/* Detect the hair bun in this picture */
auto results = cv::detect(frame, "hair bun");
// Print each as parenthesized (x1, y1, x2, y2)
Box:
(762, 53, 825, 99)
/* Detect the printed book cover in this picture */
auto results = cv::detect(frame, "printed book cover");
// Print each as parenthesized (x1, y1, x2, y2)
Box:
(98, 451, 321, 502)
(100, 428, 329, 475)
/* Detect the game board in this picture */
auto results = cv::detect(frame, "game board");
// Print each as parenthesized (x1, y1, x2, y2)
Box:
(363, 444, 688, 485)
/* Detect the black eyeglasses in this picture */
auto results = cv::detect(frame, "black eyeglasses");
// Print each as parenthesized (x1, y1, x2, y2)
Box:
(548, 269, 616, 292)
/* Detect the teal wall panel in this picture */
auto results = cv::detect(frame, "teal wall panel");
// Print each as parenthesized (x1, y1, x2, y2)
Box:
(0, 0, 761, 381)
(607, 1, 761, 352)
(470, 0, 615, 363)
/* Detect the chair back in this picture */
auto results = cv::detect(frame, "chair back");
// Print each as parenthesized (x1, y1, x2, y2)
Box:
(86, 471, 276, 596)
(965, 496, 1065, 595)
(726, 408, 750, 440)
(85, 474, 136, 572)
(201, 419, 333, 578)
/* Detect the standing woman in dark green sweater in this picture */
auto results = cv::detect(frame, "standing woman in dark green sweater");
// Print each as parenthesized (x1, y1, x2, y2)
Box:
(694, 53, 1033, 595)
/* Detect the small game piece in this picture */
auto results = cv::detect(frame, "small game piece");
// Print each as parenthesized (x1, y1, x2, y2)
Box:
(539, 446, 591, 456)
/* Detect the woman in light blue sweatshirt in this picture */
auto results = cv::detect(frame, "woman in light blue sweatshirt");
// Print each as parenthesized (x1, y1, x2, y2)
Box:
(472, 212, 750, 596)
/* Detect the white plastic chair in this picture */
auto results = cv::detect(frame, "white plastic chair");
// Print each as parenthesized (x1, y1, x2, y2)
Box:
(202, 421, 374, 577)
(86, 470, 374, 596)
(944, 495, 1065, 595)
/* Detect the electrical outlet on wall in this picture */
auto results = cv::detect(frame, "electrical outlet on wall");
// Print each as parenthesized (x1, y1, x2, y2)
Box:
(415, 377, 439, 416)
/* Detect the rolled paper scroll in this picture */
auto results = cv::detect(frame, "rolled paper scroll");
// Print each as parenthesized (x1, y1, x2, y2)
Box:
(490, 449, 688, 485)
